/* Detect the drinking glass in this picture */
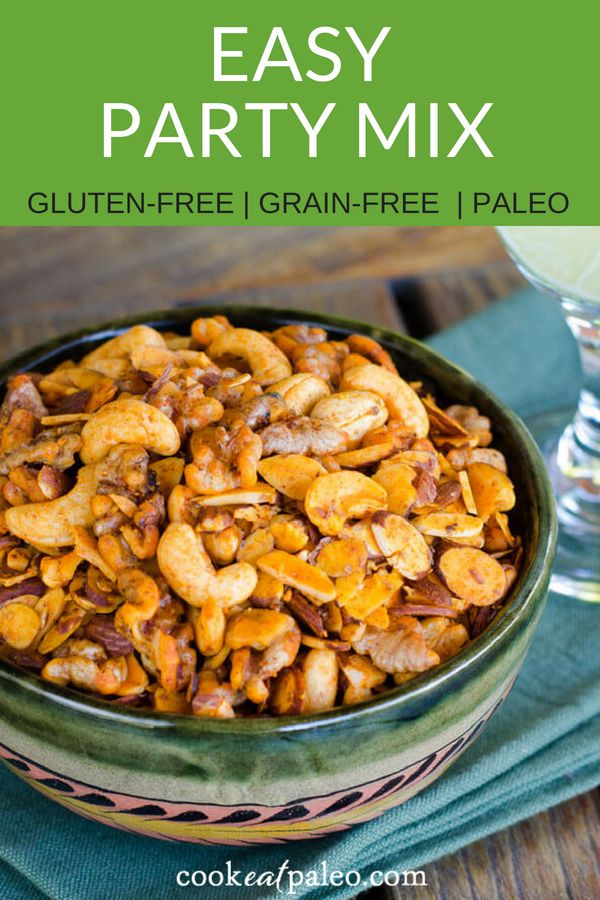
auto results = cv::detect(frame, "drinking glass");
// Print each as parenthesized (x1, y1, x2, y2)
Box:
(497, 227, 600, 602)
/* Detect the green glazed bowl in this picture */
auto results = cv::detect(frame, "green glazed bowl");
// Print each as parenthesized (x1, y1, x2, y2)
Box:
(0, 306, 556, 845)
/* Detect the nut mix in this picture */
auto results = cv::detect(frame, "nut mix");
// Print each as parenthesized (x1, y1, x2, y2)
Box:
(0, 318, 522, 717)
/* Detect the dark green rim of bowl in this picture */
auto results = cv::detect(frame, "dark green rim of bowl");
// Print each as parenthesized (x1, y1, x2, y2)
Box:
(0, 304, 557, 735)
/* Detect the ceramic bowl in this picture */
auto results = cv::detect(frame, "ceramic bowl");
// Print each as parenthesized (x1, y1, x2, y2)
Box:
(0, 306, 556, 845)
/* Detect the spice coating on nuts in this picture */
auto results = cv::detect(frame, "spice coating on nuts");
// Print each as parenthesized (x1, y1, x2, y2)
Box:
(0, 319, 522, 717)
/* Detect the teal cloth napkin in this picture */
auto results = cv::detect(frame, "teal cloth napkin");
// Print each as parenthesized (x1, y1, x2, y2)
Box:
(1, 289, 598, 900)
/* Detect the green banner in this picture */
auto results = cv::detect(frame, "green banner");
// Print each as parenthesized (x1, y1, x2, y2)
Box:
(2, 1, 598, 225)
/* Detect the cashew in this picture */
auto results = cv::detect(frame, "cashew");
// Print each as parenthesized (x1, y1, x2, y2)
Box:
(81, 325, 166, 367)
(446, 447, 508, 474)
(269, 373, 330, 415)
(311, 391, 388, 449)
(304, 471, 387, 536)
(157, 522, 257, 608)
(130, 345, 211, 375)
(372, 459, 418, 516)
(40, 551, 81, 588)
(80, 399, 180, 464)
(202, 524, 241, 566)
(302, 648, 338, 712)
(5, 465, 97, 549)
(115, 568, 161, 631)
(191, 315, 232, 347)
(339, 654, 386, 706)
(346, 334, 398, 372)
(207, 328, 292, 386)
(42, 653, 128, 695)
(72, 525, 117, 582)
(341, 363, 429, 438)
(466, 463, 516, 519)
(193, 596, 226, 656)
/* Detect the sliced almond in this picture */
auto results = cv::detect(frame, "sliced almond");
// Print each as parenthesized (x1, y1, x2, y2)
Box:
(412, 512, 483, 539)
(194, 486, 278, 506)
(370, 512, 432, 580)
(108, 493, 138, 518)
(365, 606, 390, 629)
(337, 570, 402, 621)
(443, 533, 485, 548)
(40, 413, 91, 426)
(458, 470, 478, 515)
(423, 398, 469, 435)
(484, 512, 516, 552)
(333, 441, 395, 468)
(225, 609, 296, 650)
(437, 547, 507, 606)
(301, 635, 351, 651)
(316, 537, 367, 578)
(340, 520, 382, 558)
(256, 549, 336, 604)
(467, 463, 516, 519)
(257, 455, 326, 501)
(236, 528, 275, 562)
(37, 607, 87, 654)
(433, 434, 479, 451)
(0, 602, 41, 649)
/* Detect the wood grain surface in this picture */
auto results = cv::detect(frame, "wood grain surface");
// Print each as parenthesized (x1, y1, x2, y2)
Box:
(0, 225, 597, 900)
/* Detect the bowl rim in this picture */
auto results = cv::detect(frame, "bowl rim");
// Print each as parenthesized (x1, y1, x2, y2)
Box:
(0, 304, 557, 735)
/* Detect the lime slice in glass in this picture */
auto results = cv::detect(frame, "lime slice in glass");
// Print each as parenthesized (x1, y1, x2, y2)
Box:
(498, 226, 600, 303)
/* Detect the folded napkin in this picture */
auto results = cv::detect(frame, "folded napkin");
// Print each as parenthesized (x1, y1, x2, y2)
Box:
(1, 289, 598, 900)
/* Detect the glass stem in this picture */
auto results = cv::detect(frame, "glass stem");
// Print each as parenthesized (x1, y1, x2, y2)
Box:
(559, 297, 600, 491)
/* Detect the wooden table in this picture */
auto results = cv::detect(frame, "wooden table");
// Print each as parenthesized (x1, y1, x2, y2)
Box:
(0, 225, 598, 899)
